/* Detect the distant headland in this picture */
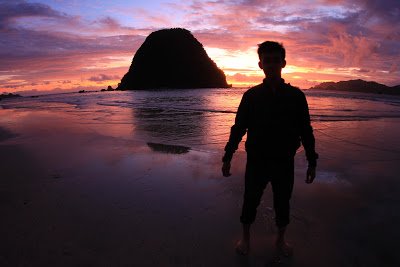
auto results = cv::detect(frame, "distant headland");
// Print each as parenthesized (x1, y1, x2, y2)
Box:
(0, 93, 22, 101)
(117, 28, 230, 90)
(309, 79, 400, 95)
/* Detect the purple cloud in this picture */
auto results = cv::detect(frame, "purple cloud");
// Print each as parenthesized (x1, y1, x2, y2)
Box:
(0, 0, 67, 29)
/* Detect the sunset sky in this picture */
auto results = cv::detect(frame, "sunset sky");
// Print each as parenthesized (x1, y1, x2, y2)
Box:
(1, 0, 399, 95)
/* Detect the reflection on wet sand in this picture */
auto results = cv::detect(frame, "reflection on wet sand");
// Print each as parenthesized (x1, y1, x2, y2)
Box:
(130, 93, 207, 145)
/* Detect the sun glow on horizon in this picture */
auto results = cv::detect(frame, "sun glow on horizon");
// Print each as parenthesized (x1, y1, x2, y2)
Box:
(205, 47, 259, 70)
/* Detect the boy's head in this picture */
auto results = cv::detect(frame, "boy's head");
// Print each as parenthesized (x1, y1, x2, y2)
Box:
(257, 41, 286, 79)
(257, 41, 285, 60)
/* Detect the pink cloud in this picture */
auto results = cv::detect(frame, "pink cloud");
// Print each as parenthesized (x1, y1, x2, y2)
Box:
(326, 33, 380, 65)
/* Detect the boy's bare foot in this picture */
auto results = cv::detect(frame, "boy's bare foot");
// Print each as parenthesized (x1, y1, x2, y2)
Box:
(275, 241, 293, 257)
(235, 239, 250, 255)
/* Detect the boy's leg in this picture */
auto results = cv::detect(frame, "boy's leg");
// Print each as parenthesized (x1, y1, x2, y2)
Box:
(270, 158, 294, 255)
(276, 226, 292, 256)
(235, 223, 251, 255)
(237, 158, 269, 255)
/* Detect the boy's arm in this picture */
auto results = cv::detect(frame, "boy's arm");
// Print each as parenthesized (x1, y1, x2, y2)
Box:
(222, 93, 249, 163)
(299, 92, 318, 168)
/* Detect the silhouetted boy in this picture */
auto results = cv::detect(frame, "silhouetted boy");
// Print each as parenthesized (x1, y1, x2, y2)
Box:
(222, 41, 318, 256)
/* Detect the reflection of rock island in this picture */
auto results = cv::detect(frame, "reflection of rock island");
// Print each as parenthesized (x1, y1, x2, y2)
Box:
(147, 142, 190, 154)
(118, 28, 229, 90)
(131, 93, 206, 146)
(309, 79, 400, 95)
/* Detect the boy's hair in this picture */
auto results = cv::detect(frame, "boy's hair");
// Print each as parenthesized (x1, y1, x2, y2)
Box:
(257, 41, 286, 60)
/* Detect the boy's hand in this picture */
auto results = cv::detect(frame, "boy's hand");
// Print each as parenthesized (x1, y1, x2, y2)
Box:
(305, 166, 316, 184)
(222, 162, 232, 177)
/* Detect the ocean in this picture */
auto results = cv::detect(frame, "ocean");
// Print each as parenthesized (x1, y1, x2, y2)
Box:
(1, 88, 400, 155)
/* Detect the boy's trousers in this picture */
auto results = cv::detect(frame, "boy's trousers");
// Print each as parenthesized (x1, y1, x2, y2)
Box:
(240, 154, 295, 228)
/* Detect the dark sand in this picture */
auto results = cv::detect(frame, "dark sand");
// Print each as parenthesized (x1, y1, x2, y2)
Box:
(1, 108, 400, 266)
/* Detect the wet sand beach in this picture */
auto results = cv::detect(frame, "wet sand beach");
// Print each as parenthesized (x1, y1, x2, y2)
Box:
(1, 97, 400, 266)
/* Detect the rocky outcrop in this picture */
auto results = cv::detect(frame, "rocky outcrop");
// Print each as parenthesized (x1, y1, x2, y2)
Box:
(309, 79, 400, 95)
(117, 28, 229, 90)
(0, 93, 22, 101)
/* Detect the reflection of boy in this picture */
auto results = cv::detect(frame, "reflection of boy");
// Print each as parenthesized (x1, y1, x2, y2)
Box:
(221, 41, 318, 256)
